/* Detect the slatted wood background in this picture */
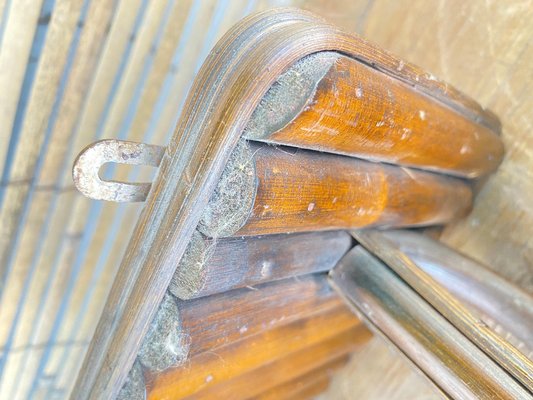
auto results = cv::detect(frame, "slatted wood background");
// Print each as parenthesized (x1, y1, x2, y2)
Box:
(1, 1, 532, 399)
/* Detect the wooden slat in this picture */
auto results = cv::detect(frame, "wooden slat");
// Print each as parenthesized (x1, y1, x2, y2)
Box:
(180, 273, 342, 357)
(0, 190, 78, 400)
(0, 0, 85, 280)
(380, 229, 533, 356)
(353, 229, 533, 391)
(4, 7, 145, 382)
(170, 230, 352, 299)
(0, 1, 120, 397)
(199, 141, 472, 237)
(0, 0, 44, 174)
(126, 0, 194, 143)
(254, 355, 349, 400)
(11, 193, 84, 400)
(146, 305, 361, 399)
(0, 0, 85, 386)
(244, 53, 502, 178)
(149, 0, 239, 143)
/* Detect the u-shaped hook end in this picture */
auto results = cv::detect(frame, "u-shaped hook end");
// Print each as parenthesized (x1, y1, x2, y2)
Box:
(72, 139, 166, 202)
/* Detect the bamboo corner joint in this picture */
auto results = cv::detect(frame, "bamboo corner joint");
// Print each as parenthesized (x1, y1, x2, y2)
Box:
(67, 7, 525, 400)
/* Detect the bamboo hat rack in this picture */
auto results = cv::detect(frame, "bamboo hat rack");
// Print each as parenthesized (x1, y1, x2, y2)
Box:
(70, 8, 504, 400)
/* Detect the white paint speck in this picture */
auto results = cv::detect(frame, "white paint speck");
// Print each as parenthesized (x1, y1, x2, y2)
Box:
(307, 202, 315, 211)
(355, 87, 363, 98)
(206, 375, 213, 383)
(332, 197, 337, 204)
(460, 144, 471, 154)
(376, 121, 385, 127)
(260, 260, 273, 278)
(419, 110, 426, 120)
(239, 325, 248, 334)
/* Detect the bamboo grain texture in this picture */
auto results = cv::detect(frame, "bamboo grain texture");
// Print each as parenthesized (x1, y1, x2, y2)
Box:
(146, 306, 363, 399)
(184, 329, 370, 400)
(221, 142, 473, 236)
(180, 273, 343, 357)
(245, 54, 502, 178)
(170, 230, 352, 299)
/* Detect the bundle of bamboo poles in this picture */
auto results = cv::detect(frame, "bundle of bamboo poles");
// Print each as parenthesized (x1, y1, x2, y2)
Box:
(70, 9, 503, 400)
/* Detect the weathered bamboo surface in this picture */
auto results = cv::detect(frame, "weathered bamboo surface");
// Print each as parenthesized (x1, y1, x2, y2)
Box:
(378, 230, 533, 357)
(198, 141, 473, 238)
(170, 230, 352, 299)
(180, 274, 343, 357)
(114, 273, 365, 400)
(244, 53, 502, 178)
(179, 327, 370, 400)
(352, 229, 533, 391)
(146, 311, 365, 399)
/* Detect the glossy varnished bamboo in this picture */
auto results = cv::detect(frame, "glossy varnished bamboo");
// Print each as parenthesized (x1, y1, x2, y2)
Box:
(146, 307, 363, 399)
(378, 230, 533, 357)
(170, 230, 352, 299)
(228, 143, 472, 236)
(330, 246, 531, 399)
(180, 326, 372, 400)
(353, 230, 533, 391)
(73, 9, 499, 399)
(245, 54, 503, 178)
(179, 274, 342, 357)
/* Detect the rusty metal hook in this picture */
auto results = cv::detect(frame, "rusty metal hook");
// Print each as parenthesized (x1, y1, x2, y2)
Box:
(72, 139, 165, 202)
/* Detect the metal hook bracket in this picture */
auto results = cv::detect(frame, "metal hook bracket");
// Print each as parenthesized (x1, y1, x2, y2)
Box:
(72, 139, 165, 202)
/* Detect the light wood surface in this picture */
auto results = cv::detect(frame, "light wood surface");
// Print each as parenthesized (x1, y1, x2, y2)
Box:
(255, 355, 350, 400)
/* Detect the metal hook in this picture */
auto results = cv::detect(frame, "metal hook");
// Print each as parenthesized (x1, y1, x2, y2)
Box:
(72, 139, 165, 202)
